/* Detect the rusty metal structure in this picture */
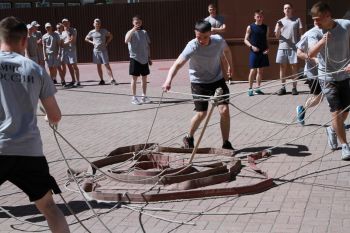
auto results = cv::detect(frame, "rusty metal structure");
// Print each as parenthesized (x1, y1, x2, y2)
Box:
(69, 143, 274, 203)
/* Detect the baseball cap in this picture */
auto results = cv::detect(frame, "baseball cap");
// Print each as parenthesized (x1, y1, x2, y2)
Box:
(45, 22, 52, 28)
(62, 18, 69, 23)
(30, 21, 40, 27)
(26, 24, 33, 29)
(94, 18, 101, 23)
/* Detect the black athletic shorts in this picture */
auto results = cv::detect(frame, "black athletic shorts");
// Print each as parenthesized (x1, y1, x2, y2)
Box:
(305, 79, 322, 95)
(129, 58, 150, 76)
(320, 79, 350, 112)
(190, 78, 230, 112)
(0, 156, 61, 202)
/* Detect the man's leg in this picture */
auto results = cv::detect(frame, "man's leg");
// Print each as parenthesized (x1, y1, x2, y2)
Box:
(248, 69, 257, 89)
(305, 94, 323, 109)
(256, 67, 264, 87)
(35, 191, 69, 233)
(141, 76, 147, 96)
(67, 64, 76, 83)
(97, 64, 103, 81)
(131, 76, 138, 96)
(291, 64, 299, 90)
(332, 111, 349, 144)
(104, 64, 115, 81)
(58, 64, 66, 84)
(189, 111, 207, 137)
(277, 64, 287, 95)
(218, 104, 230, 142)
(72, 63, 80, 83)
(49, 67, 57, 82)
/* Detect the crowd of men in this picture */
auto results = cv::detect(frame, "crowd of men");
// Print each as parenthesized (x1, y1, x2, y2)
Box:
(0, 2, 350, 232)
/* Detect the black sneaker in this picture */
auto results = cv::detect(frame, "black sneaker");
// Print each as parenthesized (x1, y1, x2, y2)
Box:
(277, 87, 286, 95)
(75, 81, 81, 86)
(183, 135, 194, 149)
(99, 80, 105, 85)
(291, 87, 298, 95)
(66, 81, 75, 87)
(53, 79, 58, 84)
(222, 140, 234, 150)
(61, 81, 66, 87)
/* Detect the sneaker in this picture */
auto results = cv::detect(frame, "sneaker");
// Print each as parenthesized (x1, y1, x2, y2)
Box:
(296, 105, 305, 125)
(131, 97, 142, 105)
(53, 79, 58, 84)
(277, 87, 286, 95)
(75, 81, 81, 87)
(254, 88, 265, 95)
(99, 80, 105, 85)
(292, 87, 298, 95)
(183, 135, 194, 149)
(228, 79, 233, 85)
(326, 126, 338, 150)
(110, 79, 119, 85)
(341, 144, 350, 160)
(141, 96, 151, 103)
(66, 81, 75, 87)
(222, 140, 234, 150)
(247, 89, 254, 96)
(61, 81, 66, 87)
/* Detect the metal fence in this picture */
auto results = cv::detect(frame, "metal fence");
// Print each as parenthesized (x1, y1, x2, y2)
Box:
(1, 0, 215, 62)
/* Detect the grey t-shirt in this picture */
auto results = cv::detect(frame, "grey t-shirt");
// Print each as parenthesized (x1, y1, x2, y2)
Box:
(180, 34, 226, 84)
(296, 27, 318, 79)
(26, 35, 38, 61)
(42, 32, 61, 55)
(61, 27, 77, 52)
(127, 30, 150, 64)
(0, 51, 57, 157)
(275, 17, 303, 50)
(204, 15, 224, 28)
(308, 19, 350, 81)
(86, 28, 109, 52)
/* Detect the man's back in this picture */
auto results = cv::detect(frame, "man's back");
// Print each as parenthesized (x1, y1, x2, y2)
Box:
(0, 51, 56, 156)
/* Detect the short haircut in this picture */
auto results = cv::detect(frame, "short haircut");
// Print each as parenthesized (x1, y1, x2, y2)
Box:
(254, 9, 264, 15)
(195, 20, 211, 33)
(0, 16, 27, 44)
(310, 1, 332, 17)
(133, 15, 142, 21)
(284, 3, 293, 8)
(208, 3, 216, 8)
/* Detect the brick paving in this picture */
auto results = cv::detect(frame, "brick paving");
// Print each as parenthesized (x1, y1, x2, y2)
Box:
(1, 60, 350, 233)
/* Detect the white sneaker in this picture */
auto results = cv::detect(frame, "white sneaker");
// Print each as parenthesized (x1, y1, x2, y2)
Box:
(326, 126, 338, 150)
(131, 97, 142, 105)
(341, 144, 350, 160)
(141, 96, 151, 103)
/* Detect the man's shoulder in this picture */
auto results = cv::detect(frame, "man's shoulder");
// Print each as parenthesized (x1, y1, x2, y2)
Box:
(335, 19, 350, 28)
(211, 34, 224, 41)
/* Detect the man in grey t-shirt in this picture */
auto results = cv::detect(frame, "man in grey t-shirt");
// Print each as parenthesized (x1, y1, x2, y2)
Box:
(25, 24, 38, 63)
(30, 21, 45, 68)
(62, 18, 80, 86)
(274, 3, 303, 95)
(162, 20, 234, 150)
(0, 17, 69, 232)
(43, 22, 62, 84)
(204, 3, 226, 35)
(85, 18, 117, 85)
(125, 15, 152, 105)
(308, 2, 350, 160)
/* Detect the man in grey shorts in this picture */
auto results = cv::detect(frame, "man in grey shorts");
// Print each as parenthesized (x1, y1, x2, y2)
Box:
(0, 16, 69, 232)
(162, 20, 234, 150)
(43, 22, 62, 84)
(61, 18, 80, 86)
(85, 18, 118, 85)
(274, 3, 303, 95)
(308, 2, 350, 160)
(25, 24, 39, 63)
(30, 21, 45, 68)
(55, 23, 66, 86)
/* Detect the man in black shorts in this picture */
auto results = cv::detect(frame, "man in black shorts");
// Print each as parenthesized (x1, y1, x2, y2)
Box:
(125, 15, 152, 105)
(162, 20, 234, 149)
(0, 17, 69, 232)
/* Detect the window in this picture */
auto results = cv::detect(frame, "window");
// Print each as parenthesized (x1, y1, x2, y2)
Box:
(52, 3, 65, 7)
(67, 3, 81, 6)
(35, 2, 50, 7)
(14, 3, 31, 8)
(0, 3, 11, 9)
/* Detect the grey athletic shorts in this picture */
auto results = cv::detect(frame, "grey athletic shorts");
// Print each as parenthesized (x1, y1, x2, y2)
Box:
(62, 50, 77, 64)
(276, 49, 297, 64)
(46, 54, 60, 67)
(93, 50, 109, 64)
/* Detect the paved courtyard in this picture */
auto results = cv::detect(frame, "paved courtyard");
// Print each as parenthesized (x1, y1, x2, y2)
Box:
(1, 60, 350, 233)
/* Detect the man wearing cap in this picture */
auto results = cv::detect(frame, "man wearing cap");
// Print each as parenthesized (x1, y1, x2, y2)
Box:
(61, 18, 80, 86)
(85, 18, 118, 85)
(31, 21, 45, 68)
(55, 23, 66, 86)
(25, 24, 39, 63)
(42, 22, 62, 84)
